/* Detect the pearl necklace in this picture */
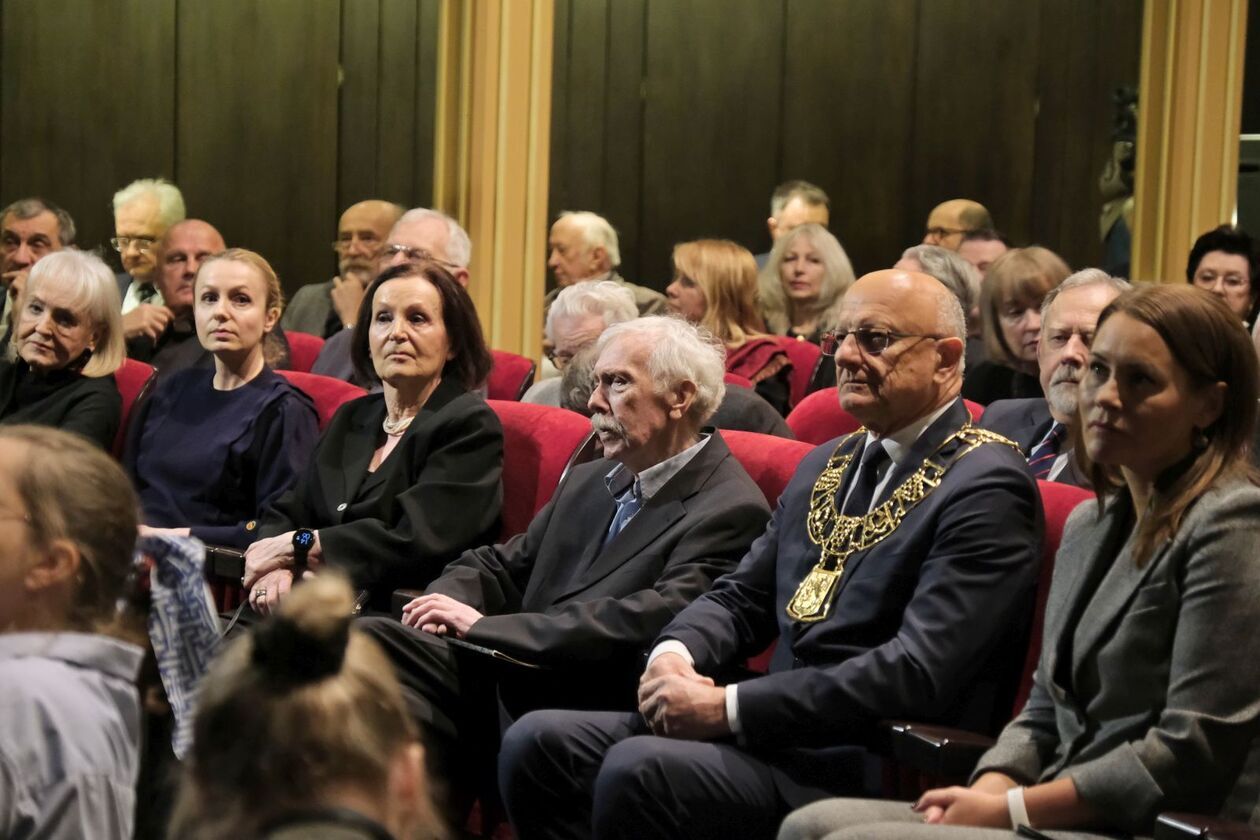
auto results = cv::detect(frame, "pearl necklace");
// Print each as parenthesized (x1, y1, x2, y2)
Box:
(382, 413, 415, 436)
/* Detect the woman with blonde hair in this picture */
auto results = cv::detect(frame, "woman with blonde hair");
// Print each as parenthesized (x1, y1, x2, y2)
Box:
(0, 249, 126, 448)
(170, 573, 443, 839)
(667, 239, 793, 413)
(127, 248, 318, 548)
(963, 245, 1070, 405)
(757, 223, 855, 344)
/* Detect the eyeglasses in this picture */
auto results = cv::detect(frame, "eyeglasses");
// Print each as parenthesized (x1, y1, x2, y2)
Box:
(545, 348, 577, 369)
(380, 244, 461, 271)
(820, 328, 941, 356)
(110, 236, 156, 254)
(331, 233, 383, 253)
(924, 226, 971, 240)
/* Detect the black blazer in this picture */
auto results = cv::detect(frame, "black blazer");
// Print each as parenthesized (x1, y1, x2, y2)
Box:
(260, 378, 504, 611)
(0, 358, 120, 449)
(660, 399, 1043, 755)
(426, 430, 770, 711)
(980, 397, 1089, 488)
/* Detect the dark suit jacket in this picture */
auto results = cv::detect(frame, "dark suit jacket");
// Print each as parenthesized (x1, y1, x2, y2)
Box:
(975, 480, 1260, 835)
(260, 378, 504, 610)
(980, 397, 1088, 487)
(0, 359, 120, 449)
(426, 431, 770, 711)
(660, 398, 1043, 753)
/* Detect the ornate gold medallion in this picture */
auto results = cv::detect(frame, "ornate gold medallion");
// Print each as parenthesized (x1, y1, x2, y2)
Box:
(786, 423, 1019, 624)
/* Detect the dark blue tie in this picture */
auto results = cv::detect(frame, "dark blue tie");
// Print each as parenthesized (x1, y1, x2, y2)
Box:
(1028, 422, 1067, 479)
(843, 441, 890, 516)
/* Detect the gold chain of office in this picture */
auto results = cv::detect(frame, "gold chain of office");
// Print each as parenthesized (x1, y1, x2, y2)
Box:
(786, 423, 1021, 623)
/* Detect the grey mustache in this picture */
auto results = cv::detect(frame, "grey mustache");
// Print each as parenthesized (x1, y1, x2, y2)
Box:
(590, 413, 627, 439)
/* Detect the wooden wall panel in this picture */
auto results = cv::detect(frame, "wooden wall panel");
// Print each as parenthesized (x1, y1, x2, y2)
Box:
(640, 0, 785, 287)
(781, 0, 918, 274)
(338, 0, 383, 207)
(176, 0, 340, 292)
(0, 0, 175, 256)
(600, 0, 647, 283)
(909, 1, 1041, 251)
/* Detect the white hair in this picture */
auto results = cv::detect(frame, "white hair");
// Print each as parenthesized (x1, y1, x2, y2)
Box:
(396, 208, 472, 268)
(112, 178, 186, 229)
(1041, 268, 1131, 315)
(558, 211, 621, 268)
(927, 283, 968, 377)
(546, 280, 637, 341)
(900, 244, 980, 328)
(17, 249, 125, 377)
(594, 316, 726, 425)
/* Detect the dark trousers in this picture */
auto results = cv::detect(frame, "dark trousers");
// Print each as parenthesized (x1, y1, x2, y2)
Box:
(498, 709, 869, 840)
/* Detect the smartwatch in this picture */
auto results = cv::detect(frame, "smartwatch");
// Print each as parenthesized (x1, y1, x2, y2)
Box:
(292, 528, 316, 579)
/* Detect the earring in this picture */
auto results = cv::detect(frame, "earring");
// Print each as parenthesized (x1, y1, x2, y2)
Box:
(1193, 428, 1210, 450)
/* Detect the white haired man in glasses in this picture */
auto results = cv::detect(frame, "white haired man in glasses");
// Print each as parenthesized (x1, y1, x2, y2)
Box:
(498, 269, 1042, 840)
(112, 178, 186, 342)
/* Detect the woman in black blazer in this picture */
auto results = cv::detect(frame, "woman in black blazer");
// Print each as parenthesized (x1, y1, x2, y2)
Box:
(0, 250, 125, 449)
(244, 261, 503, 613)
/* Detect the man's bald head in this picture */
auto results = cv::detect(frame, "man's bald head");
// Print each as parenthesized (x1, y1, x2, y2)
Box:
(337, 200, 404, 282)
(156, 219, 226, 314)
(923, 199, 992, 250)
(832, 269, 966, 436)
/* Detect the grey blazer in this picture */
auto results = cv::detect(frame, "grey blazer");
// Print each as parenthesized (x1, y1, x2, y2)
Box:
(974, 478, 1260, 835)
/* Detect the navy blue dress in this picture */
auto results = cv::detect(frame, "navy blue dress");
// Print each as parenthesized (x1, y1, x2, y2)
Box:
(127, 367, 319, 548)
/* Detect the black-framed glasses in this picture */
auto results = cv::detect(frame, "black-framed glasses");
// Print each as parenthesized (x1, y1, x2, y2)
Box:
(924, 226, 971, 240)
(110, 236, 156, 253)
(381, 243, 461, 271)
(820, 328, 941, 357)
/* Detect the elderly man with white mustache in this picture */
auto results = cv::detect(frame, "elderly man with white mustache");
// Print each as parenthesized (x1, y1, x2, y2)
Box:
(980, 269, 1130, 487)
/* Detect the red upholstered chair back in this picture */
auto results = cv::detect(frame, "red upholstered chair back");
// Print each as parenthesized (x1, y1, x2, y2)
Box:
(487, 400, 593, 540)
(488, 349, 537, 401)
(283, 330, 325, 373)
(775, 337, 823, 409)
(276, 370, 367, 431)
(719, 429, 815, 508)
(113, 358, 156, 457)
(785, 388, 859, 444)
(1012, 481, 1094, 712)
(723, 371, 754, 388)
(786, 391, 988, 445)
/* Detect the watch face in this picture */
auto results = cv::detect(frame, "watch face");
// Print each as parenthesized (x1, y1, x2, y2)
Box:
(294, 529, 315, 550)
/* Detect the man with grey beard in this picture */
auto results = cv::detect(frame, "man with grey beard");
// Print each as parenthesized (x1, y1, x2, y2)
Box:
(980, 268, 1130, 486)
(357, 315, 770, 816)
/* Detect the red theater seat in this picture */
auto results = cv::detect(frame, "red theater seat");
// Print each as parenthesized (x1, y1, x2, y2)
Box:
(488, 350, 537, 401)
(723, 372, 754, 388)
(775, 337, 823, 408)
(487, 400, 593, 540)
(113, 358, 156, 457)
(787, 390, 986, 445)
(283, 330, 325, 373)
(276, 370, 367, 430)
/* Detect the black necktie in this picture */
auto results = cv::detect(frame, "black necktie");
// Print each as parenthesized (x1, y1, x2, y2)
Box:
(843, 441, 891, 516)
(136, 283, 158, 304)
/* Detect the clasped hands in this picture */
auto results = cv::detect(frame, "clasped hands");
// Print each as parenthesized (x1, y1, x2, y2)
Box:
(910, 773, 1020, 827)
(399, 593, 484, 638)
(242, 531, 321, 614)
(636, 652, 730, 740)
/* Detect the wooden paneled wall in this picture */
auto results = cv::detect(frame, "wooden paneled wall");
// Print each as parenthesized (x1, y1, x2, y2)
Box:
(0, 0, 439, 295)
(549, 0, 1144, 288)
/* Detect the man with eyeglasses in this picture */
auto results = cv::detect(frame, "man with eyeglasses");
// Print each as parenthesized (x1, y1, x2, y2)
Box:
(499, 269, 1042, 840)
(522, 280, 638, 406)
(0, 198, 74, 346)
(311, 208, 470, 385)
(112, 179, 186, 345)
(981, 269, 1129, 487)
(282, 200, 404, 338)
(922, 198, 993, 251)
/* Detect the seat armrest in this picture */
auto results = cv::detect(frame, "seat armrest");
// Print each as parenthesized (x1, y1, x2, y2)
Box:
(1155, 813, 1260, 840)
(392, 589, 424, 620)
(204, 545, 245, 582)
(884, 721, 996, 783)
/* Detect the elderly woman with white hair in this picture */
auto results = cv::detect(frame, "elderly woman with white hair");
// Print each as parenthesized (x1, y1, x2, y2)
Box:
(523, 279, 639, 407)
(757, 223, 855, 345)
(0, 249, 126, 449)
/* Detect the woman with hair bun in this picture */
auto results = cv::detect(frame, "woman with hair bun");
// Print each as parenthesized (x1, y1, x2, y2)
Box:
(170, 572, 443, 840)
(0, 425, 146, 838)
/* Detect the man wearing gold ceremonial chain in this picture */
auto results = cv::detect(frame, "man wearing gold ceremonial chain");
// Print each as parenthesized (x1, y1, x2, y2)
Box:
(499, 269, 1043, 840)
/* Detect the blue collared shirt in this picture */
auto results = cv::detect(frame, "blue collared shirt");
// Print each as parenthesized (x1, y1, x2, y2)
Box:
(0, 632, 144, 840)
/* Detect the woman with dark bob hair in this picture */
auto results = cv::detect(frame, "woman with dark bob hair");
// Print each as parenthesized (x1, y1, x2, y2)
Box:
(781, 284, 1260, 839)
(243, 261, 503, 614)
(169, 573, 444, 839)
(1185, 224, 1258, 327)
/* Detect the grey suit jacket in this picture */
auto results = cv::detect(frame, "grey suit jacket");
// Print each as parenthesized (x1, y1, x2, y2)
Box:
(980, 397, 1088, 488)
(280, 279, 336, 337)
(974, 479, 1260, 834)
